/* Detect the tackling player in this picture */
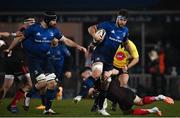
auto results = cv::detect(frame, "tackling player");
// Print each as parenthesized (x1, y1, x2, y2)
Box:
(0, 18, 35, 113)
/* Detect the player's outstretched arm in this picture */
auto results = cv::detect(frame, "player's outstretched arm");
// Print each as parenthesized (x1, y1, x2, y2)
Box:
(61, 36, 87, 54)
(6, 33, 25, 52)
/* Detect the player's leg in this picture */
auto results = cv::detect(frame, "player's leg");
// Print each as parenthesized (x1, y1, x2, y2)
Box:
(1, 75, 14, 99)
(9, 73, 32, 111)
(112, 87, 162, 116)
(97, 64, 113, 116)
(134, 94, 174, 106)
(118, 72, 129, 87)
(23, 73, 47, 111)
(43, 73, 57, 114)
(90, 61, 103, 111)
(23, 59, 48, 111)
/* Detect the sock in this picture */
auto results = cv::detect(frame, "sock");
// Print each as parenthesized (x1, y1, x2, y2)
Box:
(10, 89, 25, 107)
(94, 95, 100, 106)
(98, 90, 107, 109)
(142, 96, 156, 104)
(40, 94, 46, 106)
(133, 108, 149, 115)
(45, 89, 56, 110)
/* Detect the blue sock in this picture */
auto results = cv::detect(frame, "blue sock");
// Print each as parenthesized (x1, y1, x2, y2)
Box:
(40, 94, 46, 106)
(45, 89, 56, 110)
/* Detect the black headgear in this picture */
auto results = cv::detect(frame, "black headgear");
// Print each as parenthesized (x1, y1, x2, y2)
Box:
(43, 12, 57, 25)
(117, 9, 128, 20)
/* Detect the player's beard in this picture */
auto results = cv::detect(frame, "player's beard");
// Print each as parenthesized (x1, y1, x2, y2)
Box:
(49, 23, 57, 28)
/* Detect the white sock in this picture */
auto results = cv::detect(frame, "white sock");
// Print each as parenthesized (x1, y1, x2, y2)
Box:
(155, 95, 165, 100)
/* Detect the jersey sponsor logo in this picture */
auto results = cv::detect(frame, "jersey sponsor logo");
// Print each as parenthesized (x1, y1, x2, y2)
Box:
(109, 36, 122, 43)
(34, 39, 51, 43)
(115, 51, 125, 60)
(43, 37, 47, 40)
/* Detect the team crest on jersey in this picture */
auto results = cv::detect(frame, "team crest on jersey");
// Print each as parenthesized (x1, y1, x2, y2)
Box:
(36, 32, 41, 36)
(111, 30, 115, 34)
(116, 51, 125, 60)
(50, 32, 54, 37)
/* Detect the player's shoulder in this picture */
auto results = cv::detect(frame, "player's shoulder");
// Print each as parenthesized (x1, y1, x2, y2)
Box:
(99, 21, 114, 26)
(128, 40, 134, 45)
(27, 23, 39, 29)
(122, 26, 129, 32)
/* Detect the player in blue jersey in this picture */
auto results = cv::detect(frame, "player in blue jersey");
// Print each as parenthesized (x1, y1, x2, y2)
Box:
(35, 39, 73, 110)
(73, 67, 95, 103)
(6, 12, 87, 114)
(88, 9, 131, 116)
(48, 39, 73, 100)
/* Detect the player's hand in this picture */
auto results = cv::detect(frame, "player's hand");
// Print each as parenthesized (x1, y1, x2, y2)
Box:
(73, 96, 82, 103)
(78, 46, 87, 54)
(64, 71, 72, 79)
(88, 43, 96, 53)
(112, 68, 119, 75)
(93, 33, 104, 42)
(122, 65, 128, 72)
(104, 70, 112, 80)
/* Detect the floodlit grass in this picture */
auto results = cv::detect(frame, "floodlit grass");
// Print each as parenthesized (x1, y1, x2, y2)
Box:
(0, 98, 179, 117)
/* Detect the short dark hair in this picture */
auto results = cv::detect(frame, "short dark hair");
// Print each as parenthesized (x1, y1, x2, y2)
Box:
(79, 67, 91, 75)
(118, 9, 128, 19)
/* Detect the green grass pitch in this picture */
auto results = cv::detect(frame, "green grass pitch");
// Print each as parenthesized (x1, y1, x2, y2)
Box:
(0, 98, 180, 117)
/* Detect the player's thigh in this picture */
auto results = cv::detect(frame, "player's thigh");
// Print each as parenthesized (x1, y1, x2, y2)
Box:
(133, 95, 143, 105)
(3, 75, 14, 89)
(118, 73, 129, 86)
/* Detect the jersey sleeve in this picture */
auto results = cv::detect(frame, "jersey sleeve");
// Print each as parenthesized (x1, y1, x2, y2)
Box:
(23, 24, 35, 38)
(123, 27, 129, 42)
(62, 45, 71, 57)
(97, 21, 109, 31)
(128, 40, 139, 58)
(54, 28, 63, 40)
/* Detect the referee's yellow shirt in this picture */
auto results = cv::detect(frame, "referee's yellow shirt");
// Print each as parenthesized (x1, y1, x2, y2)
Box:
(113, 40, 139, 68)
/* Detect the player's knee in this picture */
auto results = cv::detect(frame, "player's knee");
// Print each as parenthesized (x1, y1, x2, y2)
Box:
(133, 95, 143, 105)
(35, 74, 47, 89)
(5, 75, 14, 80)
(36, 73, 46, 82)
(92, 62, 103, 79)
(46, 73, 57, 89)
(88, 88, 95, 96)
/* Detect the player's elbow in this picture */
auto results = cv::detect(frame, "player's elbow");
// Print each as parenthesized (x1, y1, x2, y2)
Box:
(135, 57, 139, 63)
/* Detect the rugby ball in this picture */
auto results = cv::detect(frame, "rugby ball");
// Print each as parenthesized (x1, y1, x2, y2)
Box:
(93, 29, 106, 43)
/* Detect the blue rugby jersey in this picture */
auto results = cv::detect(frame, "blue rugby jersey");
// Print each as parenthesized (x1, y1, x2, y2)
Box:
(92, 21, 129, 63)
(46, 44, 71, 79)
(22, 23, 63, 57)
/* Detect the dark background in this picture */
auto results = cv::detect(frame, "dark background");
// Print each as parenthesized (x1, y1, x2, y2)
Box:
(0, 0, 179, 11)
